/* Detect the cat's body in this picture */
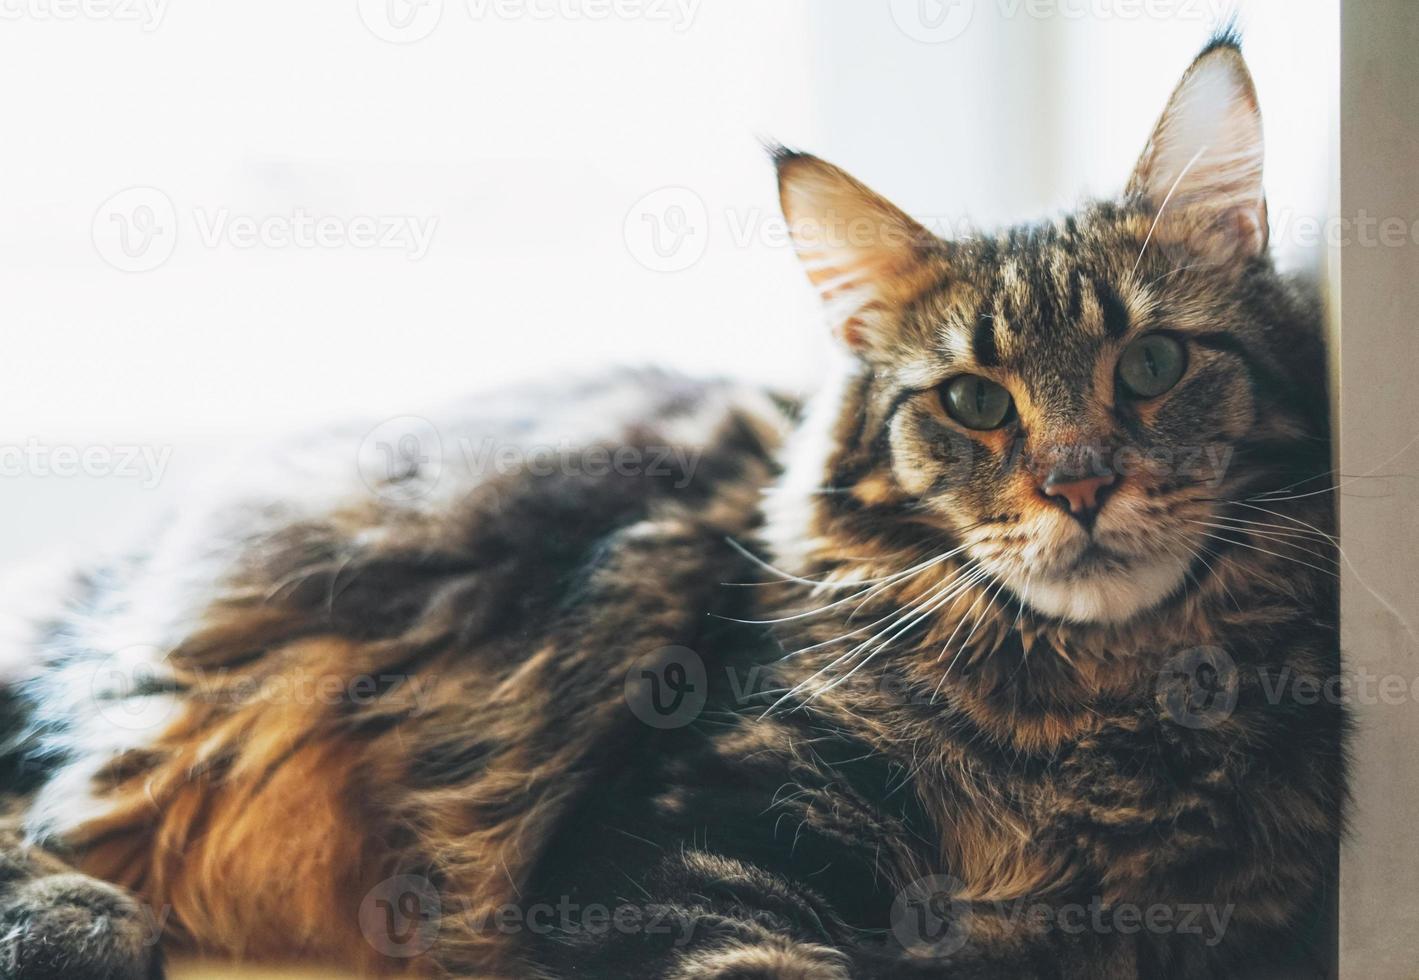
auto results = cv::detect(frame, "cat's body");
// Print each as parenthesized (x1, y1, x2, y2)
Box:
(1, 34, 1344, 980)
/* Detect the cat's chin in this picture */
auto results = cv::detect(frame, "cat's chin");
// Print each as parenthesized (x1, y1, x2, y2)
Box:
(1006, 556, 1189, 625)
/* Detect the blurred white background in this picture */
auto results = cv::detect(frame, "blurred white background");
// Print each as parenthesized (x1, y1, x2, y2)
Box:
(0, 0, 1336, 567)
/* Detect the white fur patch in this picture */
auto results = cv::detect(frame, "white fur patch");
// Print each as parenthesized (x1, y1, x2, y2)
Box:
(1009, 556, 1189, 624)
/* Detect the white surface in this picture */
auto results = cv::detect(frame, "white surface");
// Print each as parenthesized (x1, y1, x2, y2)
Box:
(0, 4, 1337, 549)
(0, 0, 825, 565)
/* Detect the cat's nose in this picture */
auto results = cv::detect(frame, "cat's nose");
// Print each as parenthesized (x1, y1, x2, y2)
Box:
(1040, 470, 1117, 525)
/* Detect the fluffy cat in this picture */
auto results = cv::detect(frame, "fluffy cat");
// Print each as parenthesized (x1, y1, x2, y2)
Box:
(0, 31, 1342, 980)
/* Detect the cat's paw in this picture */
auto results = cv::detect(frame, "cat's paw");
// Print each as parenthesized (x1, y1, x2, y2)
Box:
(0, 873, 163, 980)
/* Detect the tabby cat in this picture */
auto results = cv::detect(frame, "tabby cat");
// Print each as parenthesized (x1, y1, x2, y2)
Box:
(0, 32, 1343, 980)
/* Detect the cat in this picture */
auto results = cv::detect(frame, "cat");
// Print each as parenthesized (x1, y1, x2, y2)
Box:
(0, 29, 1343, 980)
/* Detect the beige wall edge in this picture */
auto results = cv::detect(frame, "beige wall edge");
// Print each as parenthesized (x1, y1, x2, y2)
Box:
(1337, 3, 1419, 977)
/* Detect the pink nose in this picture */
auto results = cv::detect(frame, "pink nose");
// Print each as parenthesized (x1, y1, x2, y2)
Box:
(1041, 472, 1117, 519)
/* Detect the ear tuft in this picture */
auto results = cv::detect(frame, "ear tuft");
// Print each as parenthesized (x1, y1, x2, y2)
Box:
(1128, 35, 1268, 264)
(761, 138, 810, 171)
(1198, 20, 1244, 58)
(772, 148, 943, 356)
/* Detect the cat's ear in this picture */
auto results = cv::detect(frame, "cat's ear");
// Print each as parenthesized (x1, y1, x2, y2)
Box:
(1127, 33, 1268, 263)
(773, 147, 942, 356)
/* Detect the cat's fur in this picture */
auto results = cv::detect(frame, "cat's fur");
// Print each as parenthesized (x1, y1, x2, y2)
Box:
(0, 33, 1342, 980)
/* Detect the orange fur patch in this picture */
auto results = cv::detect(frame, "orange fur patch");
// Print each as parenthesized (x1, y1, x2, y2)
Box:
(71, 638, 427, 975)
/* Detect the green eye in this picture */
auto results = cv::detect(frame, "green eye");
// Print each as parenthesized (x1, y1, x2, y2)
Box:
(1118, 334, 1187, 398)
(942, 375, 1013, 430)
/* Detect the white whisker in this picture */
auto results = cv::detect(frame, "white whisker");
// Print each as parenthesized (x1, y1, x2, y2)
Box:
(1194, 530, 1338, 579)
(1230, 502, 1419, 648)
(766, 562, 984, 714)
(1132, 144, 1209, 276)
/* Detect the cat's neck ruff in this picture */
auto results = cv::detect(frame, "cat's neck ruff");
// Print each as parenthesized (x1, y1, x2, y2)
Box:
(759, 349, 858, 576)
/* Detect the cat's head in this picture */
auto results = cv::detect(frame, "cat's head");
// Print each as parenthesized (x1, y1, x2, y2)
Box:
(773, 35, 1327, 626)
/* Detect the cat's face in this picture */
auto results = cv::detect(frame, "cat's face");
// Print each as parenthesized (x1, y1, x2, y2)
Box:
(777, 39, 1319, 625)
(863, 213, 1262, 624)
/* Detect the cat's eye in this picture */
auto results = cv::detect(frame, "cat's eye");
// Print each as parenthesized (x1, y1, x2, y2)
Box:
(1117, 334, 1187, 399)
(942, 375, 1013, 431)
